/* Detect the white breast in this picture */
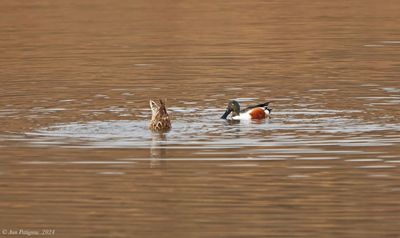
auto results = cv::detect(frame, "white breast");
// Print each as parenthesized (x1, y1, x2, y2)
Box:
(232, 112, 252, 120)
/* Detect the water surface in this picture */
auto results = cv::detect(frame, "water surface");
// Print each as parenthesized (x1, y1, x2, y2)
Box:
(1, 0, 400, 237)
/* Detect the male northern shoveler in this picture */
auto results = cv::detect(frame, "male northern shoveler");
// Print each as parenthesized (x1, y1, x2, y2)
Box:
(149, 99, 171, 132)
(221, 100, 272, 120)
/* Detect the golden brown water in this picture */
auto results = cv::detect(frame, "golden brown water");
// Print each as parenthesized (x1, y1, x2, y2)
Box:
(1, 0, 400, 237)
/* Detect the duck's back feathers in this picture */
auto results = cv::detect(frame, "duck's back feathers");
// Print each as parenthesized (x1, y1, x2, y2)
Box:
(241, 101, 270, 113)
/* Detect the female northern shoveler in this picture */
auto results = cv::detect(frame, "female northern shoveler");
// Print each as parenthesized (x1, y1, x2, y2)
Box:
(149, 99, 171, 132)
(221, 100, 272, 120)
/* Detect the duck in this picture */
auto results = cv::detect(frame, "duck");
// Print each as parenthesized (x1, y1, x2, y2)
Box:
(149, 99, 171, 132)
(221, 100, 272, 120)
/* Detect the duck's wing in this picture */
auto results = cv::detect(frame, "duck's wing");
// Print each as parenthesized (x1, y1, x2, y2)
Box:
(241, 101, 271, 113)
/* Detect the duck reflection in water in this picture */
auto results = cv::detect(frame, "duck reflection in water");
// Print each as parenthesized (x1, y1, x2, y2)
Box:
(150, 132, 168, 167)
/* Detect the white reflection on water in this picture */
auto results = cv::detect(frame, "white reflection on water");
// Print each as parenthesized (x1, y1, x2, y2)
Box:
(21, 108, 400, 150)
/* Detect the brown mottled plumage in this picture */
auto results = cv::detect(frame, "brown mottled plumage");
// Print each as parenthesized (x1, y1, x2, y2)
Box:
(149, 99, 171, 132)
